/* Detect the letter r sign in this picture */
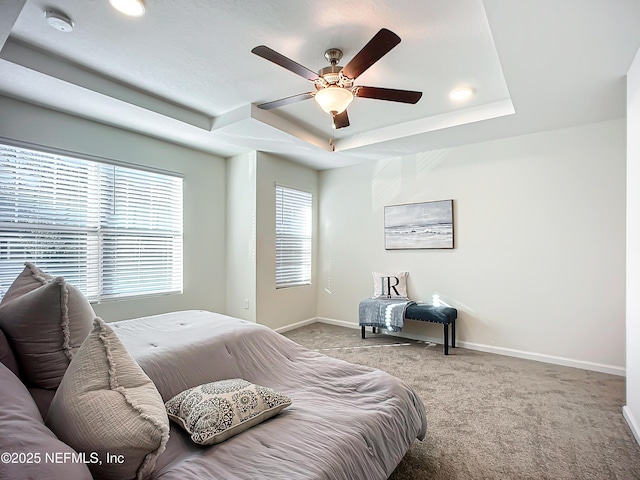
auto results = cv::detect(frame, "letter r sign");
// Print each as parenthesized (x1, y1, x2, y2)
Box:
(381, 276, 400, 297)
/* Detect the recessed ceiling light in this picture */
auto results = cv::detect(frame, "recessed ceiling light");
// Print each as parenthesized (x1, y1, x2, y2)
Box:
(449, 87, 474, 101)
(45, 10, 74, 32)
(109, 0, 146, 17)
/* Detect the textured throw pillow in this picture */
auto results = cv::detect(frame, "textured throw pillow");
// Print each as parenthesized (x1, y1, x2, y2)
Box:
(165, 378, 292, 446)
(372, 271, 409, 299)
(46, 318, 170, 480)
(0, 328, 20, 378)
(0, 262, 53, 305)
(0, 277, 94, 389)
(0, 362, 93, 480)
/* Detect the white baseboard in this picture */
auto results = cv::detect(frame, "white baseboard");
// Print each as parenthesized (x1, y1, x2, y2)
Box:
(623, 406, 640, 446)
(273, 317, 317, 334)
(315, 317, 361, 330)
(314, 317, 625, 376)
(456, 340, 625, 376)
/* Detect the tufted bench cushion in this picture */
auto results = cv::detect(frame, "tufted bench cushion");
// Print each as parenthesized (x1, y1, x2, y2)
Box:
(405, 304, 457, 324)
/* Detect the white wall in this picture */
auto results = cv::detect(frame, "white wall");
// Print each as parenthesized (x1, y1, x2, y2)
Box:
(318, 119, 626, 373)
(0, 95, 628, 378)
(225, 152, 257, 321)
(0, 95, 227, 321)
(624, 47, 640, 444)
(255, 151, 318, 330)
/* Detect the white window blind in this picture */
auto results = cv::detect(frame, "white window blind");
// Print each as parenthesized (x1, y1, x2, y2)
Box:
(0, 143, 183, 302)
(275, 184, 312, 289)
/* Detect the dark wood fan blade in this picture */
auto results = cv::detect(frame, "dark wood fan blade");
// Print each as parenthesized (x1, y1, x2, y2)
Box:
(332, 110, 350, 129)
(257, 92, 314, 110)
(252, 46, 319, 82)
(341, 28, 401, 80)
(356, 86, 422, 104)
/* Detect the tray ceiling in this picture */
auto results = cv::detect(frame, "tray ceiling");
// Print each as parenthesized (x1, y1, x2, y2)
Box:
(1, 0, 639, 169)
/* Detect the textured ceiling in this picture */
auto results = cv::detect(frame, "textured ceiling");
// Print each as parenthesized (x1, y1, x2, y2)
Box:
(0, 0, 639, 169)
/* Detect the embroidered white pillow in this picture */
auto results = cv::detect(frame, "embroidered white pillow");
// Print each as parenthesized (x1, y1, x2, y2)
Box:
(165, 379, 291, 445)
(372, 271, 409, 299)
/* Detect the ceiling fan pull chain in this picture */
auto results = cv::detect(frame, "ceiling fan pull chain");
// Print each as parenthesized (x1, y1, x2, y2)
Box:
(329, 120, 335, 152)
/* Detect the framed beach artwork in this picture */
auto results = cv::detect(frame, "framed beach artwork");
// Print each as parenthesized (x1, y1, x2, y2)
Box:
(384, 200, 454, 250)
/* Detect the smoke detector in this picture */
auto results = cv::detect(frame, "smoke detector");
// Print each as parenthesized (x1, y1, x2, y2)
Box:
(45, 10, 74, 32)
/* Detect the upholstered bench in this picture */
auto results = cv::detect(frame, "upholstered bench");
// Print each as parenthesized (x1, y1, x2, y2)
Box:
(361, 304, 458, 355)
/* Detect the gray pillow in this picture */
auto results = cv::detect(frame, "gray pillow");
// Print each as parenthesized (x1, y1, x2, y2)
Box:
(0, 262, 53, 305)
(0, 328, 20, 378)
(46, 318, 170, 480)
(0, 277, 94, 389)
(165, 378, 292, 445)
(0, 362, 92, 480)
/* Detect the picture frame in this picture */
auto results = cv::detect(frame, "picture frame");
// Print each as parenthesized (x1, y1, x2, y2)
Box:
(384, 199, 454, 250)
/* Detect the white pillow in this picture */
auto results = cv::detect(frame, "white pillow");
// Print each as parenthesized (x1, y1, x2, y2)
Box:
(165, 378, 292, 446)
(372, 271, 409, 299)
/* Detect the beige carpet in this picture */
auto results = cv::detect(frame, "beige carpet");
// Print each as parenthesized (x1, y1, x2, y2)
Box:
(282, 323, 640, 480)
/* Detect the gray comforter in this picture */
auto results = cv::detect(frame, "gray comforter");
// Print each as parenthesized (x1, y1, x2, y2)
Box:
(112, 310, 427, 480)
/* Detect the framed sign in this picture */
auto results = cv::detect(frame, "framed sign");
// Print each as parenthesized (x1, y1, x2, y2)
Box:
(384, 200, 454, 249)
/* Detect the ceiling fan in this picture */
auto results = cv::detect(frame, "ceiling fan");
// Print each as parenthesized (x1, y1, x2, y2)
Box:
(251, 28, 422, 130)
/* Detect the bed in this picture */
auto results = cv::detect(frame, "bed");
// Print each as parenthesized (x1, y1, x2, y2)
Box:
(108, 310, 427, 479)
(0, 263, 426, 479)
(0, 299, 427, 479)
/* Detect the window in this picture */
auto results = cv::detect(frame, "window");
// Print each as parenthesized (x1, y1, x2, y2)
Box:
(275, 184, 311, 288)
(0, 142, 183, 302)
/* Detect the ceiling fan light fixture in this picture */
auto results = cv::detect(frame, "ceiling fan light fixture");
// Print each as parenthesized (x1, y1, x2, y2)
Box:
(315, 87, 353, 115)
(109, 0, 146, 17)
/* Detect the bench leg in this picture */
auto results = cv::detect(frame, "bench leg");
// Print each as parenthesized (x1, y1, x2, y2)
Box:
(362, 326, 383, 339)
(443, 323, 449, 355)
(452, 319, 456, 349)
